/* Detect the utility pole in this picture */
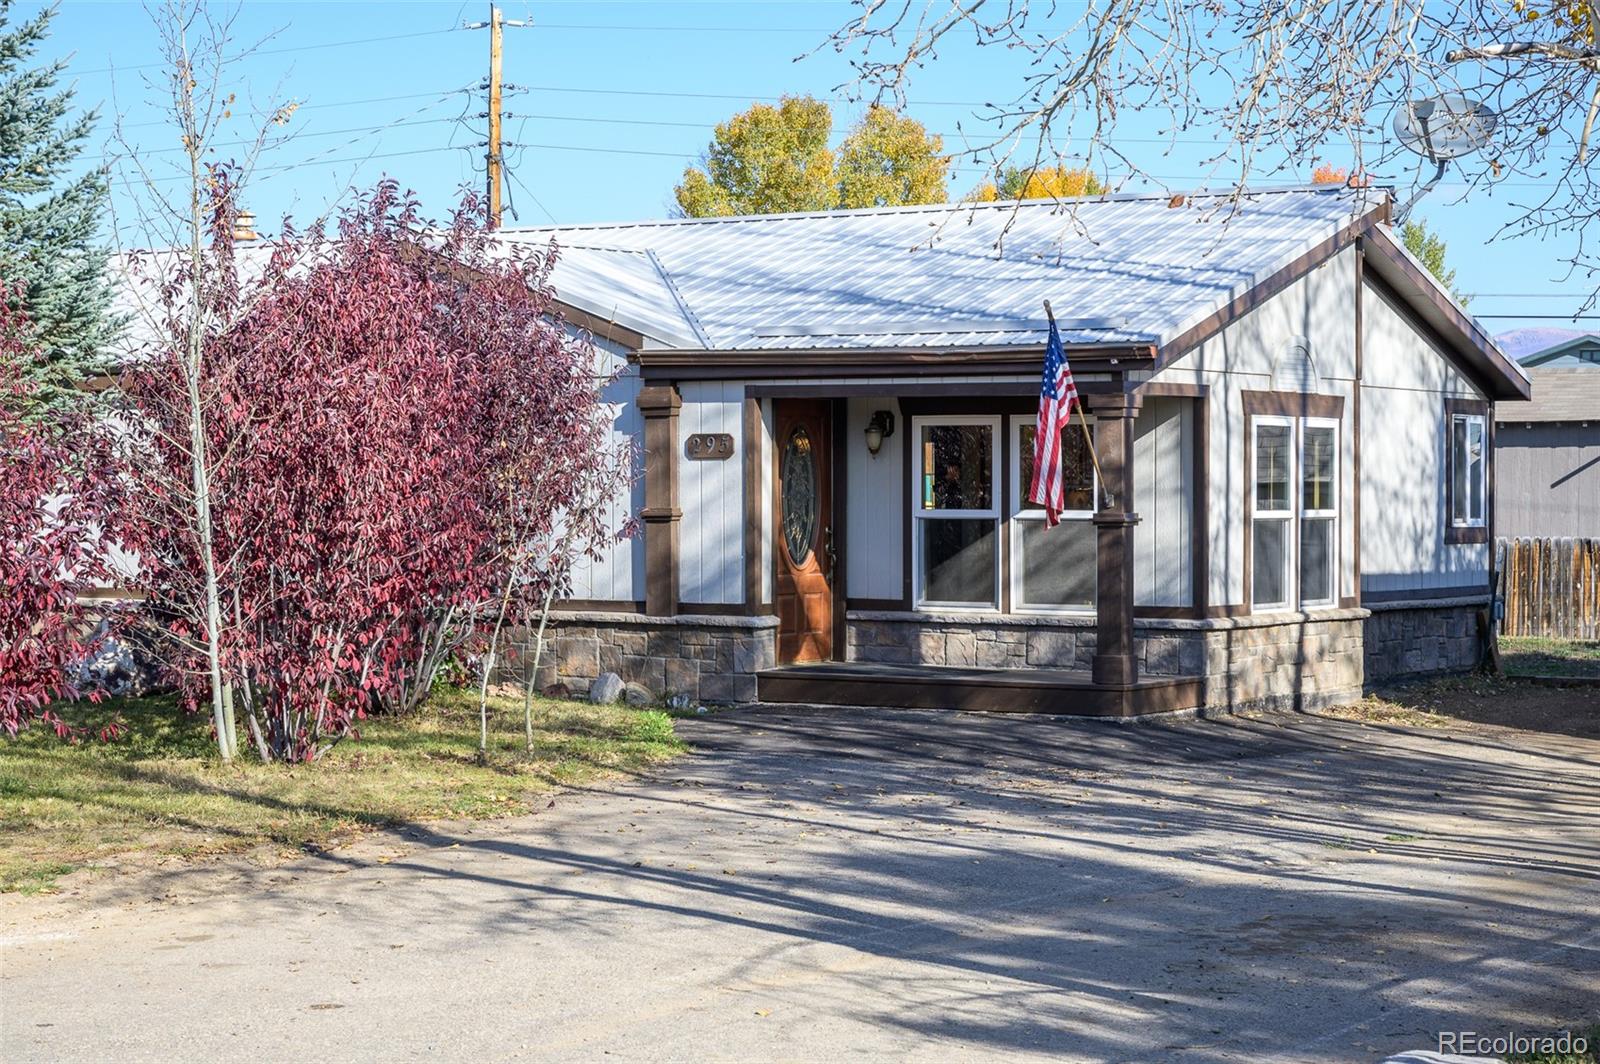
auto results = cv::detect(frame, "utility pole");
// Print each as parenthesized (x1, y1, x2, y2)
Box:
(486, 4, 503, 228)
(463, 4, 527, 229)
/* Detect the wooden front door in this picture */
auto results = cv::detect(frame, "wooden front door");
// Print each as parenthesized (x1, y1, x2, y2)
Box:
(774, 400, 834, 663)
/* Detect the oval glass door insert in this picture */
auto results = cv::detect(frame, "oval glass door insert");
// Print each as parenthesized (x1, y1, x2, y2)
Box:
(781, 426, 816, 565)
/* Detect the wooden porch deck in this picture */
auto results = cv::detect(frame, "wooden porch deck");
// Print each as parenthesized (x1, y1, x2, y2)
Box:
(755, 662, 1204, 717)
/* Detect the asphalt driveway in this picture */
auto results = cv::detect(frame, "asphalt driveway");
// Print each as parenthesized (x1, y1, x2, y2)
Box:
(3, 706, 1598, 1063)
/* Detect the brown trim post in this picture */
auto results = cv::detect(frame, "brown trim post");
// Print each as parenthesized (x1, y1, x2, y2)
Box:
(1085, 391, 1142, 686)
(638, 384, 682, 616)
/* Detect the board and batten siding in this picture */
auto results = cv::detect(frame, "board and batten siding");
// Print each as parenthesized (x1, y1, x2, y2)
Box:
(1133, 396, 1196, 607)
(1146, 245, 1360, 610)
(1359, 278, 1490, 595)
(1495, 423, 1600, 539)
(564, 333, 646, 604)
(677, 380, 747, 605)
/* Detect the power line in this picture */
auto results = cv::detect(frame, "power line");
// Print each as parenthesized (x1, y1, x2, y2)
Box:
(114, 87, 474, 131)
(72, 28, 458, 77)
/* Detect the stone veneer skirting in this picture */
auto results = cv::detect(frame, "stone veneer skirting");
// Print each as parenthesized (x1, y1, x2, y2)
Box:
(506, 612, 778, 704)
(509, 598, 1487, 712)
(848, 608, 1371, 712)
(1362, 596, 1489, 682)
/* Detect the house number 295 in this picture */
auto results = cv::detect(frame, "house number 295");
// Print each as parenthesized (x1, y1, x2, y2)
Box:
(685, 433, 735, 460)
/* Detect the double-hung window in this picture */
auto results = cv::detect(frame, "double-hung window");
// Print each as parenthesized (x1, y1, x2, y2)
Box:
(1251, 416, 1339, 611)
(1449, 411, 1486, 531)
(1010, 417, 1097, 611)
(912, 416, 1000, 608)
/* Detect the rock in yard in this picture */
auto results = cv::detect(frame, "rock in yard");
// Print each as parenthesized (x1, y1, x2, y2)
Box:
(622, 683, 654, 707)
(589, 672, 624, 705)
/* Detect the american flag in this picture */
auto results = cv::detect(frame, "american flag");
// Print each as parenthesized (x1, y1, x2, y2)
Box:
(1028, 317, 1080, 528)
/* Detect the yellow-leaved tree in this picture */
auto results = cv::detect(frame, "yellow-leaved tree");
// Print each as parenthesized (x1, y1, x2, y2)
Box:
(674, 97, 949, 217)
(835, 104, 949, 209)
(969, 165, 1106, 202)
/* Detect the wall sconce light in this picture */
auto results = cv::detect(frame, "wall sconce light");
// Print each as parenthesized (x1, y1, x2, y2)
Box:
(864, 410, 895, 456)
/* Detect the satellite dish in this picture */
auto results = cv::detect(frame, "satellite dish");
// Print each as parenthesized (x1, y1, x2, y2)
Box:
(1393, 93, 1499, 161)
(1389, 93, 1497, 223)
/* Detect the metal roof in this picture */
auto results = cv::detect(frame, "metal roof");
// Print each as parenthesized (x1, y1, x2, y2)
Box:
(497, 186, 1390, 352)
(1498, 366, 1600, 423)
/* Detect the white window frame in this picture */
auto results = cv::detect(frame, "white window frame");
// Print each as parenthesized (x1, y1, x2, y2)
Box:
(1449, 411, 1487, 529)
(1298, 417, 1340, 609)
(1251, 415, 1341, 613)
(910, 414, 1002, 611)
(1251, 415, 1296, 613)
(1008, 415, 1097, 615)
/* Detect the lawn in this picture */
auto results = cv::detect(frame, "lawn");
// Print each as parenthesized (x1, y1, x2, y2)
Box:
(1500, 636, 1600, 679)
(0, 690, 685, 894)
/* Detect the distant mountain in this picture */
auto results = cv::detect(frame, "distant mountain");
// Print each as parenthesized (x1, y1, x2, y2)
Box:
(1495, 326, 1591, 360)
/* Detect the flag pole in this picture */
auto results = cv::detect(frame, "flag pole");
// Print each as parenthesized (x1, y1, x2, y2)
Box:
(1043, 299, 1112, 508)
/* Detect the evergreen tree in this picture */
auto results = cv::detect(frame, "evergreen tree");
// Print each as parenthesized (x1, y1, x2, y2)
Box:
(0, 1, 116, 402)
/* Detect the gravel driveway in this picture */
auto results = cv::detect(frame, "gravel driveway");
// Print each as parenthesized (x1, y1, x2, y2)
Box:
(3, 706, 1597, 1063)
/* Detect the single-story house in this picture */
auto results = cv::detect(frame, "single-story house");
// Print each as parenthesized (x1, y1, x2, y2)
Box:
(1495, 364, 1600, 539)
(495, 185, 1531, 716)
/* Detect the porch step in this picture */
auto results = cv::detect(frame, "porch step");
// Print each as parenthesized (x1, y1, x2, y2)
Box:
(755, 662, 1204, 717)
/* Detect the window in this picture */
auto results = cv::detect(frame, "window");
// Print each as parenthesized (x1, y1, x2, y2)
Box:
(1010, 417, 1096, 611)
(1251, 419, 1294, 610)
(1449, 412, 1486, 529)
(912, 417, 999, 608)
(1299, 421, 1338, 607)
(1251, 416, 1339, 611)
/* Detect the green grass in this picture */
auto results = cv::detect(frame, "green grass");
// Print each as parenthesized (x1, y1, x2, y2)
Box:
(1501, 636, 1600, 679)
(0, 690, 685, 894)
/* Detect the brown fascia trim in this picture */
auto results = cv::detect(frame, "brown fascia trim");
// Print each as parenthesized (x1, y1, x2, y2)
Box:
(553, 299, 647, 353)
(1359, 229, 1531, 401)
(1157, 202, 1388, 369)
(636, 343, 1156, 381)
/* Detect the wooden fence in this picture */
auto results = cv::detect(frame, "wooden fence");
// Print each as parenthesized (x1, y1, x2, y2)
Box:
(1496, 537, 1600, 639)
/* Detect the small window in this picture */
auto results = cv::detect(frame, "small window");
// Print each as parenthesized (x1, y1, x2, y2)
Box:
(1299, 421, 1338, 607)
(1011, 418, 1096, 612)
(1449, 412, 1486, 529)
(912, 417, 999, 608)
(1251, 419, 1294, 610)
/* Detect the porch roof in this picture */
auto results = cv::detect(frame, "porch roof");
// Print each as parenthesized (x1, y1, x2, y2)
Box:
(499, 186, 1389, 355)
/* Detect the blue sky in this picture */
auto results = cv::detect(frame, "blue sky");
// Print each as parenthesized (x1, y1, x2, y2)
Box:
(43, 0, 1600, 335)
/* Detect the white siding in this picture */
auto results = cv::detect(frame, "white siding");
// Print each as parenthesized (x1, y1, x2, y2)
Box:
(1360, 281, 1489, 594)
(565, 334, 645, 603)
(677, 380, 746, 604)
(1150, 246, 1360, 609)
(1133, 396, 1195, 607)
(845, 397, 906, 601)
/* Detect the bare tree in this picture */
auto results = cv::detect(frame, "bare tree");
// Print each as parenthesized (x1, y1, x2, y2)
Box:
(826, 1, 1600, 295)
(108, 1, 294, 761)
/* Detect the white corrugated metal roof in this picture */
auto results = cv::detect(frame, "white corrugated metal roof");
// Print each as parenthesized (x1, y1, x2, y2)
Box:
(498, 186, 1387, 352)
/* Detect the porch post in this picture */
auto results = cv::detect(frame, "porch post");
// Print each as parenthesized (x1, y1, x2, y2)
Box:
(638, 384, 682, 617)
(1085, 391, 1142, 686)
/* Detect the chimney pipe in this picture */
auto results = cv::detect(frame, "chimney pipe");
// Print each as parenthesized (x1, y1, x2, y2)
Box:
(232, 209, 258, 242)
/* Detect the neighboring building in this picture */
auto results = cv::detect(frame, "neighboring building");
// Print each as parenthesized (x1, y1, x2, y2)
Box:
(493, 186, 1529, 716)
(1495, 326, 1592, 364)
(1495, 364, 1600, 539)
(1514, 332, 1600, 369)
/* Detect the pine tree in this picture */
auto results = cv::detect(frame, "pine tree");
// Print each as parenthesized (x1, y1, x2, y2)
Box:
(0, 1, 116, 402)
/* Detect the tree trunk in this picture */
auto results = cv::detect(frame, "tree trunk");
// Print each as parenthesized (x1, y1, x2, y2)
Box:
(524, 583, 556, 753)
